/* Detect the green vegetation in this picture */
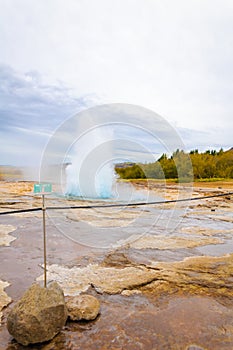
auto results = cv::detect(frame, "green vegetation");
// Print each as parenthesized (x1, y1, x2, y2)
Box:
(115, 164, 146, 179)
(115, 148, 233, 181)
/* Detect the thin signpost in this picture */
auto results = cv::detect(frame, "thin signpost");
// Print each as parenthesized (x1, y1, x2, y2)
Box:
(33, 183, 52, 288)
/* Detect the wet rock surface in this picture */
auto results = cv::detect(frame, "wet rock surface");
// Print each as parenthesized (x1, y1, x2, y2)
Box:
(7, 282, 67, 346)
(129, 233, 223, 249)
(0, 225, 16, 246)
(140, 253, 233, 298)
(2, 293, 233, 350)
(0, 180, 233, 349)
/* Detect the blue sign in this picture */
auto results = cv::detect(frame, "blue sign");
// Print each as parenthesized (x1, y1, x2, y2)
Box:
(34, 183, 52, 194)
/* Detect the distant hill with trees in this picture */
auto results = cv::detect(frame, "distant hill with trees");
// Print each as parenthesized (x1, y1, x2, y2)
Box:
(115, 148, 233, 181)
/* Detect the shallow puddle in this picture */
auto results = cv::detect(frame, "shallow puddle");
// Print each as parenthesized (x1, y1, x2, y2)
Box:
(2, 294, 233, 349)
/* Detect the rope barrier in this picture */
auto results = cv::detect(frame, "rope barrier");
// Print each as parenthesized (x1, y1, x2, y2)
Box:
(0, 208, 42, 215)
(0, 191, 232, 216)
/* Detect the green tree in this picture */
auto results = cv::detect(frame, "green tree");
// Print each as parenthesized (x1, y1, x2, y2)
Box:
(115, 148, 233, 180)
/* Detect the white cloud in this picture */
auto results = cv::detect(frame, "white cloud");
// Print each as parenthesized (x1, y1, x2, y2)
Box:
(0, 0, 233, 165)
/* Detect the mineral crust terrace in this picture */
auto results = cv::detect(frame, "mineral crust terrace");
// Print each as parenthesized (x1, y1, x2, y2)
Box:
(37, 251, 233, 299)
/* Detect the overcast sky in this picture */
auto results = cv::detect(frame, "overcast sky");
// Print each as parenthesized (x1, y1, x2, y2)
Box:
(1, 0, 233, 166)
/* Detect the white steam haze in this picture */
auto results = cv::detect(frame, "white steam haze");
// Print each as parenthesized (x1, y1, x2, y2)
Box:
(65, 125, 115, 199)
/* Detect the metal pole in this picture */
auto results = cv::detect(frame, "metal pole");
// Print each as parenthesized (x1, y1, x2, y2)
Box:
(42, 194, 47, 288)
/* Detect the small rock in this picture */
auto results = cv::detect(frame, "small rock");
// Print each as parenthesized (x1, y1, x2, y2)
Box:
(7, 282, 67, 346)
(66, 294, 100, 321)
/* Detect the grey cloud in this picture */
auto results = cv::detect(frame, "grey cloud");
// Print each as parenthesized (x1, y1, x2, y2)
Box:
(0, 64, 89, 132)
(0, 65, 91, 165)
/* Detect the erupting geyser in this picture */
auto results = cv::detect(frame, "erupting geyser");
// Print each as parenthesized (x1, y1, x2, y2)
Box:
(65, 124, 115, 199)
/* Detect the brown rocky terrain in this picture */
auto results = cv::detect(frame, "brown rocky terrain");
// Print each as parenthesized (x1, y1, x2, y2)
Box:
(0, 180, 233, 349)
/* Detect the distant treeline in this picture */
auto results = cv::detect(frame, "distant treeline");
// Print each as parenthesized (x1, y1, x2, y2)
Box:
(115, 148, 233, 180)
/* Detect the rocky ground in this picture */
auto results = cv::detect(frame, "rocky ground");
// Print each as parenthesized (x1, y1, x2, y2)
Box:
(0, 180, 233, 349)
